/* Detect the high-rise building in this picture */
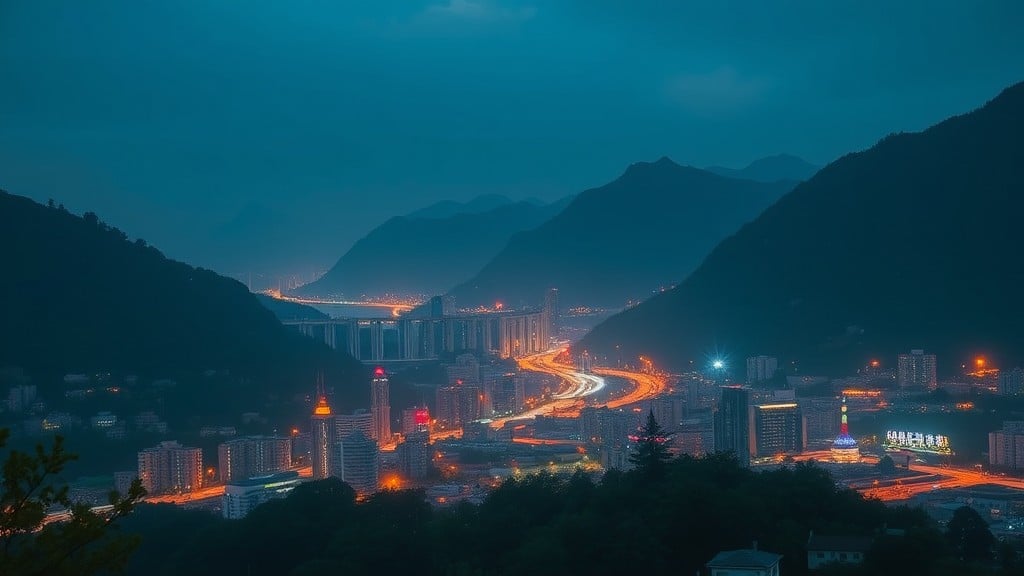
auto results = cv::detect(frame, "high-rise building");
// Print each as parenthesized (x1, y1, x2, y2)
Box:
(336, 410, 374, 443)
(217, 436, 292, 484)
(677, 411, 715, 456)
(989, 421, 1024, 470)
(645, 395, 684, 434)
(545, 288, 560, 335)
(898, 350, 937, 390)
(222, 471, 302, 519)
(401, 406, 430, 435)
(137, 441, 203, 495)
(599, 408, 640, 471)
(445, 354, 481, 386)
(7, 384, 37, 412)
(340, 431, 379, 496)
(491, 374, 525, 416)
(999, 368, 1024, 396)
(436, 384, 461, 430)
(310, 393, 335, 480)
(752, 403, 805, 458)
(396, 431, 432, 481)
(746, 356, 779, 385)
(714, 386, 751, 467)
(370, 366, 391, 443)
(800, 398, 842, 448)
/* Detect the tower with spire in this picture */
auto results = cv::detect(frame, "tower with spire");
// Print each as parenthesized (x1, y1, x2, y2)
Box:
(830, 396, 861, 463)
(310, 372, 336, 479)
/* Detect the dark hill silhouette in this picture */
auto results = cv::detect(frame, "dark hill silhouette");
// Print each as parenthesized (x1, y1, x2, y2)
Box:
(444, 159, 795, 308)
(706, 154, 820, 183)
(296, 197, 573, 298)
(0, 191, 363, 404)
(580, 82, 1024, 374)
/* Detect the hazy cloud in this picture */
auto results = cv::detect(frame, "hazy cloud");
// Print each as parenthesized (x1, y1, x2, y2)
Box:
(666, 67, 772, 115)
(425, 0, 536, 23)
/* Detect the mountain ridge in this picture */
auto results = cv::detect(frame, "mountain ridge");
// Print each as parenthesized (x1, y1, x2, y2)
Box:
(705, 154, 820, 183)
(296, 196, 573, 298)
(579, 81, 1024, 374)
(443, 159, 796, 309)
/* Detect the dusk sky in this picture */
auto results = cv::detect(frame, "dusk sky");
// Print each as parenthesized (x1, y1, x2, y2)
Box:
(2, 1, 1023, 278)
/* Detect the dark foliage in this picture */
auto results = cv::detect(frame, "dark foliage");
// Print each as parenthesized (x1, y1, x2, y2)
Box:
(445, 159, 794, 308)
(296, 198, 573, 298)
(581, 81, 1024, 373)
(0, 428, 146, 576)
(947, 505, 995, 563)
(628, 410, 672, 479)
(117, 454, 1007, 576)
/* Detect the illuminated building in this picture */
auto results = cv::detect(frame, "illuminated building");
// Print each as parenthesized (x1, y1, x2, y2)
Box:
(714, 386, 751, 467)
(799, 398, 842, 448)
(217, 436, 292, 484)
(137, 441, 203, 495)
(435, 380, 484, 431)
(989, 421, 1024, 470)
(1000, 368, 1024, 396)
(591, 408, 639, 470)
(545, 287, 560, 335)
(340, 431, 379, 496)
(491, 373, 524, 416)
(897, 349, 937, 390)
(746, 356, 778, 385)
(401, 406, 430, 435)
(396, 431, 432, 480)
(436, 384, 462, 430)
(445, 354, 480, 386)
(336, 410, 374, 441)
(310, 392, 335, 480)
(677, 413, 715, 456)
(752, 402, 805, 458)
(830, 397, 861, 463)
(222, 471, 302, 519)
(370, 366, 391, 442)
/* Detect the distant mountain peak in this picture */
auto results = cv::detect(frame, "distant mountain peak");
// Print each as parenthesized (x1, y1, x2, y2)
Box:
(706, 154, 819, 183)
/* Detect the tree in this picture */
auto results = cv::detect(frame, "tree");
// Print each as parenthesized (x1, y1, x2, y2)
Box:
(946, 505, 994, 563)
(629, 410, 672, 479)
(876, 454, 897, 475)
(0, 428, 146, 575)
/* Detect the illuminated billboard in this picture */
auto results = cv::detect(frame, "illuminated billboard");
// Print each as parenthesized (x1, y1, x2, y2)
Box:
(884, 430, 952, 454)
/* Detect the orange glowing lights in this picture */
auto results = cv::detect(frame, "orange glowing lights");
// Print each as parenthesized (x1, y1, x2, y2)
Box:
(869, 360, 880, 368)
(381, 474, 402, 491)
(313, 396, 332, 416)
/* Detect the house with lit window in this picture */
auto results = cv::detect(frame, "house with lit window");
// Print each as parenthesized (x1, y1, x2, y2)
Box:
(806, 533, 872, 570)
(706, 547, 782, 576)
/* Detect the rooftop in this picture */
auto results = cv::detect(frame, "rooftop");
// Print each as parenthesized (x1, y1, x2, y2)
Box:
(706, 549, 783, 569)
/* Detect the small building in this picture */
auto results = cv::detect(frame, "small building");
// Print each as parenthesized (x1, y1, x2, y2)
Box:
(222, 471, 302, 519)
(706, 547, 782, 576)
(806, 533, 872, 570)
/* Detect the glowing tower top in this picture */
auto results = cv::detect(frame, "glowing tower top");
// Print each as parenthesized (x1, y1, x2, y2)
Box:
(830, 396, 860, 463)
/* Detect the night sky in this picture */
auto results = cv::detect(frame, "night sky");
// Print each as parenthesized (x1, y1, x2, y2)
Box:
(2, 1, 1022, 277)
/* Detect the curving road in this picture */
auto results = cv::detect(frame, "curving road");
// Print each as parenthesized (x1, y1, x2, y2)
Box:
(492, 348, 669, 429)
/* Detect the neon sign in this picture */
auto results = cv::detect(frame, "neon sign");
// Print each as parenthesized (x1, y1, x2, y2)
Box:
(884, 430, 952, 454)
